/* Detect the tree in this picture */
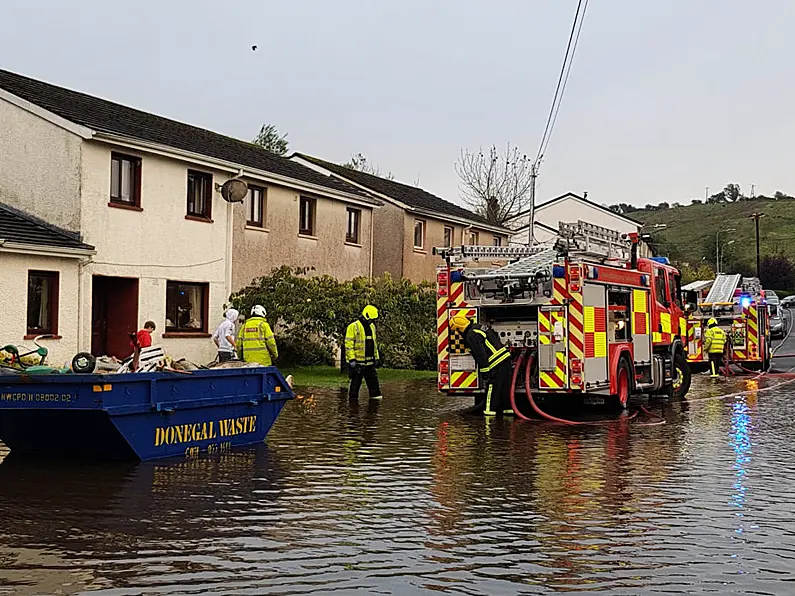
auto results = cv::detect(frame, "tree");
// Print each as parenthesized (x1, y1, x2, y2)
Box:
(343, 153, 394, 179)
(253, 124, 289, 156)
(723, 183, 743, 202)
(455, 143, 534, 225)
(761, 255, 795, 290)
(691, 199, 703, 205)
(774, 191, 794, 200)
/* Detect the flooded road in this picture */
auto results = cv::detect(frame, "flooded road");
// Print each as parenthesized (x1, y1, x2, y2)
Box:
(3, 362, 795, 594)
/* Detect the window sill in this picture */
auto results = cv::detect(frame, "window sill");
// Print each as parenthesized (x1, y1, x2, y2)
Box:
(185, 215, 214, 224)
(108, 201, 143, 212)
(162, 332, 211, 338)
(24, 334, 61, 340)
(345, 241, 363, 248)
(246, 225, 270, 233)
(298, 233, 318, 241)
(413, 248, 427, 254)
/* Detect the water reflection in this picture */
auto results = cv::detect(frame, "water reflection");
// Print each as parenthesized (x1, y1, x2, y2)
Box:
(2, 376, 795, 594)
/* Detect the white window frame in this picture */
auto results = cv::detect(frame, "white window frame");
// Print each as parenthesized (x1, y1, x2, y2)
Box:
(414, 219, 426, 249)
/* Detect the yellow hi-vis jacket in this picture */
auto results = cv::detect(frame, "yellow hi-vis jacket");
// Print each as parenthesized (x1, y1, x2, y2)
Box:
(704, 325, 727, 354)
(345, 319, 379, 365)
(237, 316, 278, 365)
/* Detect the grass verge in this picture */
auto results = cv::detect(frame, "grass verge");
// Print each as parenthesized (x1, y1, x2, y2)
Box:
(281, 366, 436, 389)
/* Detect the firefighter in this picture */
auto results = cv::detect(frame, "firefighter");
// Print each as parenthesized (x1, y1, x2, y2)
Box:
(449, 315, 512, 416)
(237, 305, 279, 366)
(345, 305, 382, 400)
(704, 317, 727, 378)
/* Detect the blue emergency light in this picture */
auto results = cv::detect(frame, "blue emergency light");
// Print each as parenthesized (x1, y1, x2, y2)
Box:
(741, 296, 752, 308)
(650, 256, 670, 264)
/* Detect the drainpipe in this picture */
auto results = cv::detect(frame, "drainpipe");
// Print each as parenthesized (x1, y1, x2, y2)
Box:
(77, 257, 92, 352)
(368, 207, 374, 279)
(225, 200, 234, 302)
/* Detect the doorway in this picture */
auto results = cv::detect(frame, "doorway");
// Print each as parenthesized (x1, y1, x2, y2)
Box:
(91, 276, 139, 358)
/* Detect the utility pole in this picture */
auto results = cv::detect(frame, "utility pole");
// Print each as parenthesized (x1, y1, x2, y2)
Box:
(705, 187, 709, 202)
(749, 212, 765, 279)
(526, 161, 538, 247)
(715, 228, 735, 273)
(751, 183, 755, 198)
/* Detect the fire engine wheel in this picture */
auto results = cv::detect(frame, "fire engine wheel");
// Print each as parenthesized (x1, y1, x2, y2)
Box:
(672, 351, 691, 399)
(609, 359, 632, 411)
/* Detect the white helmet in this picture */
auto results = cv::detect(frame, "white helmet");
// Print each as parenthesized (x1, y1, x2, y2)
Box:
(251, 305, 267, 317)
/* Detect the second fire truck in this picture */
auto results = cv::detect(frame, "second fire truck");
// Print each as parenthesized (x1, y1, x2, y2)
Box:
(435, 221, 692, 410)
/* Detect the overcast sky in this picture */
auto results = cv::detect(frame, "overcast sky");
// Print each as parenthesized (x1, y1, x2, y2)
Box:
(2, 0, 794, 208)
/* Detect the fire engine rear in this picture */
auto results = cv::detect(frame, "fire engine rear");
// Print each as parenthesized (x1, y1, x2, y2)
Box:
(435, 221, 692, 409)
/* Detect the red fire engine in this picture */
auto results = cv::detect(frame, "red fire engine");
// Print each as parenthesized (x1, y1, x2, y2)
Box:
(434, 221, 692, 409)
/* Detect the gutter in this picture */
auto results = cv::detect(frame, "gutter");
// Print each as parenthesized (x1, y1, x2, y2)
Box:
(92, 132, 382, 209)
(0, 240, 96, 258)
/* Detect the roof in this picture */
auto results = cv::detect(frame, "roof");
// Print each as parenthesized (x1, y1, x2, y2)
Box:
(0, 69, 374, 202)
(507, 193, 643, 227)
(0, 202, 94, 253)
(294, 153, 511, 232)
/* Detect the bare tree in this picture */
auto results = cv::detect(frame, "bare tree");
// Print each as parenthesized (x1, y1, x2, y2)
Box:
(253, 124, 289, 156)
(455, 144, 534, 225)
(343, 153, 394, 180)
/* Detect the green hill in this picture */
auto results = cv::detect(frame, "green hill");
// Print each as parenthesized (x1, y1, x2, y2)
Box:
(627, 198, 795, 275)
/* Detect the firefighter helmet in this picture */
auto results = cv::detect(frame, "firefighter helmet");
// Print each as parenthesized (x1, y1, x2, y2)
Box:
(251, 305, 267, 317)
(707, 317, 718, 327)
(362, 305, 379, 320)
(450, 315, 470, 333)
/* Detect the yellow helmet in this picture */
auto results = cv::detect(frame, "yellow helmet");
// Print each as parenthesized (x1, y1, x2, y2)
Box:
(450, 315, 470, 333)
(362, 305, 379, 320)
(707, 317, 718, 327)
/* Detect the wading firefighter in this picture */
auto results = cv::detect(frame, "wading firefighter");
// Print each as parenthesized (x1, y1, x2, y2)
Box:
(434, 221, 692, 414)
(345, 305, 383, 400)
(703, 318, 727, 377)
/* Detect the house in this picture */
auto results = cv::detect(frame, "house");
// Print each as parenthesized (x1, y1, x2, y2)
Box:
(506, 192, 652, 256)
(292, 154, 512, 282)
(0, 68, 377, 363)
(0, 203, 95, 366)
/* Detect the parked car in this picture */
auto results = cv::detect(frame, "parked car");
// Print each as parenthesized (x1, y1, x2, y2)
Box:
(768, 297, 785, 339)
(781, 295, 795, 309)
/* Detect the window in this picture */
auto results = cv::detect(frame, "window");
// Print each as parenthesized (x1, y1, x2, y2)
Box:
(110, 153, 141, 208)
(165, 282, 208, 333)
(27, 271, 59, 336)
(299, 197, 316, 236)
(469, 231, 479, 245)
(414, 219, 426, 249)
(654, 268, 669, 306)
(346, 208, 361, 244)
(608, 290, 631, 342)
(187, 170, 212, 220)
(246, 185, 265, 227)
(493, 236, 502, 246)
(443, 226, 453, 248)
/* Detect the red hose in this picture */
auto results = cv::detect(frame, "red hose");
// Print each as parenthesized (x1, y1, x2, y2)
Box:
(509, 352, 531, 420)
(523, 355, 586, 425)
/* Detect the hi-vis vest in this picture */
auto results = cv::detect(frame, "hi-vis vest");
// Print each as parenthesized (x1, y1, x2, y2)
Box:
(237, 316, 278, 366)
(704, 326, 727, 354)
(345, 319, 379, 365)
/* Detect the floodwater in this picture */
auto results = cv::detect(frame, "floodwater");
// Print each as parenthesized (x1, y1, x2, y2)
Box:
(3, 365, 795, 594)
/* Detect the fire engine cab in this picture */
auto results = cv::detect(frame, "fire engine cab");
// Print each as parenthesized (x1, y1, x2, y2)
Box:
(683, 274, 772, 372)
(434, 221, 692, 409)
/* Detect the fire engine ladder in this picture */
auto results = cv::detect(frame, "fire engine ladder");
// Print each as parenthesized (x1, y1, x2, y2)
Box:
(703, 273, 742, 304)
(558, 221, 631, 261)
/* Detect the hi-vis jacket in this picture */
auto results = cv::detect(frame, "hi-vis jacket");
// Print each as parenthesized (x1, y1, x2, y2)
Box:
(704, 325, 727, 354)
(345, 319, 379, 366)
(237, 316, 278, 366)
(462, 323, 510, 374)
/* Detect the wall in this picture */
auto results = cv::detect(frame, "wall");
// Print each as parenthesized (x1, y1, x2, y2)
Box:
(0, 251, 81, 367)
(232, 184, 373, 290)
(78, 142, 231, 364)
(371, 202, 405, 280)
(0, 97, 82, 232)
(536, 197, 640, 234)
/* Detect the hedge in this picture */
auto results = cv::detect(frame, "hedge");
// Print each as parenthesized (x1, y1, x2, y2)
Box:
(229, 267, 436, 370)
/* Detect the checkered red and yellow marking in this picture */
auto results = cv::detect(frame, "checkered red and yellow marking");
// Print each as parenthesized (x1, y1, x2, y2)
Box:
(449, 308, 477, 355)
(539, 308, 568, 389)
(584, 306, 607, 358)
(633, 289, 650, 335)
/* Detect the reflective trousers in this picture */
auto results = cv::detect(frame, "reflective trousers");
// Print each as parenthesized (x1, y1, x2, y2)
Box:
(709, 352, 724, 377)
(484, 361, 512, 414)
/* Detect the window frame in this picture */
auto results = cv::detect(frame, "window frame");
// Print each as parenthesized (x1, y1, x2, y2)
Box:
(186, 170, 213, 222)
(164, 281, 210, 336)
(469, 230, 480, 245)
(26, 270, 59, 337)
(493, 235, 502, 247)
(654, 268, 670, 307)
(346, 207, 361, 244)
(109, 152, 142, 210)
(299, 196, 316, 236)
(246, 185, 266, 228)
(443, 226, 454, 248)
(413, 219, 426, 249)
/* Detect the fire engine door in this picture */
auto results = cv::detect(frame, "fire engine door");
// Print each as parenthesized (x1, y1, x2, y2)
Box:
(583, 284, 608, 386)
(538, 305, 568, 390)
(632, 288, 653, 364)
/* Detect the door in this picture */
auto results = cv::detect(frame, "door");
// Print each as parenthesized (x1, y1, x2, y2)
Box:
(91, 276, 139, 358)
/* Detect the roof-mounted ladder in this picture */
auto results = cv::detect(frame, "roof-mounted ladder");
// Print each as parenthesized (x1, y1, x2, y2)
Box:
(558, 221, 631, 261)
(704, 273, 742, 304)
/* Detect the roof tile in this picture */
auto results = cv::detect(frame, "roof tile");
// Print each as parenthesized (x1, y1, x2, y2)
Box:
(0, 203, 94, 251)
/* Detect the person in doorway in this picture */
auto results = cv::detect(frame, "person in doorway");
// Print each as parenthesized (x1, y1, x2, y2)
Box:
(345, 305, 382, 400)
(449, 315, 512, 416)
(704, 317, 727, 378)
(212, 308, 239, 362)
(238, 305, 279, 365)
(129, 321, 156, 371)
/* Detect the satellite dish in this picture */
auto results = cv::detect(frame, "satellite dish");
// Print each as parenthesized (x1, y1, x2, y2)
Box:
(221, 178, 248, 203)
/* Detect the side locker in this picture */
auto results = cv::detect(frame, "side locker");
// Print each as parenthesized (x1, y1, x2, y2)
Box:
(583, 284, 608, 386)
(538, 305, 568, 390)
(686, 319, 703, 363)
(632, 288, 653, 364)
(448, 307, 479, 390)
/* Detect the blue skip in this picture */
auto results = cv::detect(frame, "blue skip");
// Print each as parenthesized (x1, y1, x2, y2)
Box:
(0, 367, 294, 461)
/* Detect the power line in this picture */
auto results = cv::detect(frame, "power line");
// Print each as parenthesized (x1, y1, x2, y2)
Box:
(535, 0, 590, 164)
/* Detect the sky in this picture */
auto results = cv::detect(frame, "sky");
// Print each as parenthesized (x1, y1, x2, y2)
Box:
(2, 0, 795, 209)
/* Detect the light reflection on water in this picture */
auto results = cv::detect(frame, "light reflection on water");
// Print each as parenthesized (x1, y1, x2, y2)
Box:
(1, 375, 795, 594)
